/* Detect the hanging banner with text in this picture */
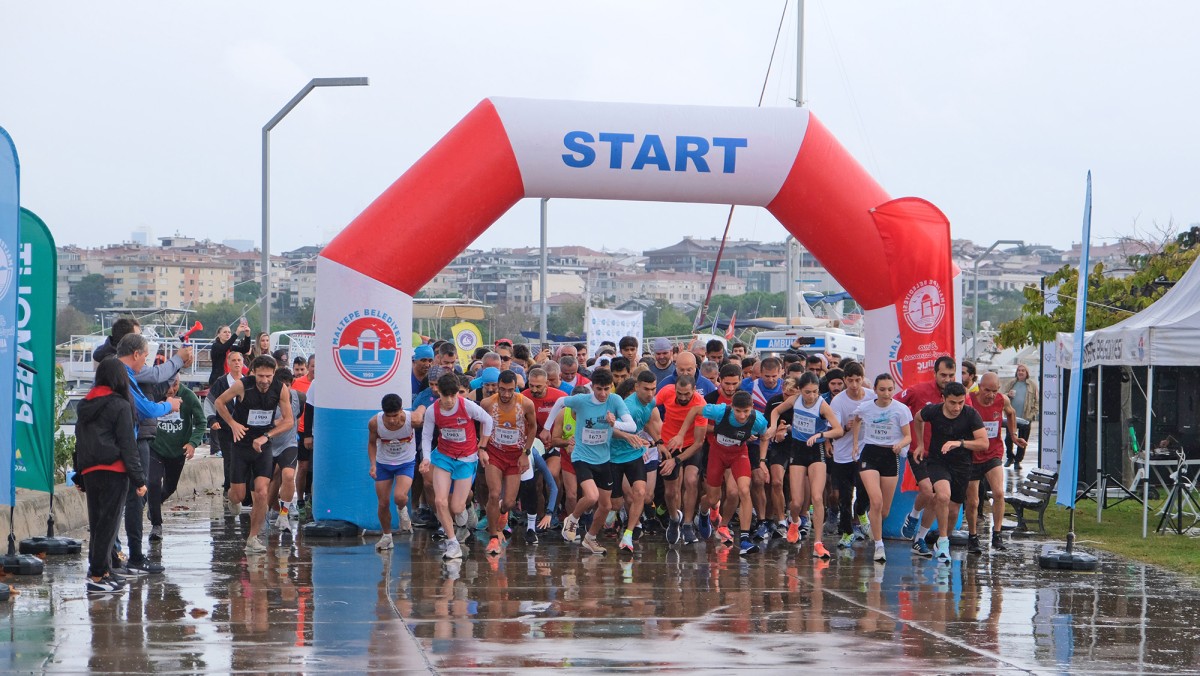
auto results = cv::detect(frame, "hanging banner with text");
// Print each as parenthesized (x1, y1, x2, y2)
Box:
(586, 308, 643, 357)
(0, 128, 21, 506)
(14, 209, 57, 493)
(1040, 279, 1061, 471)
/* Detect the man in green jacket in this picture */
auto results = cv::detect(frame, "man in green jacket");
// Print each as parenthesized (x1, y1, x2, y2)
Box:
(148, 376, 206, 541)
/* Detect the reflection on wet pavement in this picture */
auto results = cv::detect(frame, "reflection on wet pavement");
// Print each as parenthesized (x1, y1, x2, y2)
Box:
(2, 490, 1199, 673)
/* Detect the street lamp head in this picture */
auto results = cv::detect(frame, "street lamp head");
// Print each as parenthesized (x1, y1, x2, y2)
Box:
(311, 77, 369, 88)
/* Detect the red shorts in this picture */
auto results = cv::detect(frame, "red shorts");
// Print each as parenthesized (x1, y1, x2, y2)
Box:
(706, 447, 751, 488)
(487, 446, 524, 477)
(562, 447, 575, 475)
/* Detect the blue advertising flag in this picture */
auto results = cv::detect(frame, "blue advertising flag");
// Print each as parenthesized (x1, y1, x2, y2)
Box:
(1057, 172, 1092, 509)
(0, 127, 21, 506)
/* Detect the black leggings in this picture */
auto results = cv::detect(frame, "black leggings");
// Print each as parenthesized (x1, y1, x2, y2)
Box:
(1005, 421, 1032, 463)
(148, 453, 186, 527)
(830, 461, 858, 535)
(84, 470, 128, 578)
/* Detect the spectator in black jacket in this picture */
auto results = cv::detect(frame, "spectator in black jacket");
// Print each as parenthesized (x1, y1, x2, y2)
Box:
(92, 317, 140, 363)
(208, 320, 251, 385)
(75, 358, 146, 594)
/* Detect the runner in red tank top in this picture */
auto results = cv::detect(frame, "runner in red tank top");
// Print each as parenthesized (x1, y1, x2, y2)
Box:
(966, 372, 1023, 553)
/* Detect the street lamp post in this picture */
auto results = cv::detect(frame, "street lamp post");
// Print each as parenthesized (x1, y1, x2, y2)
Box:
(971, 238, 1024, 358)
(261, 77, 368, 334)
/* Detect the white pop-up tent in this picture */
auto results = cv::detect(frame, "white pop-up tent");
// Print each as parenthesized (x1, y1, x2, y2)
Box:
(1056, 254, 1200, 536)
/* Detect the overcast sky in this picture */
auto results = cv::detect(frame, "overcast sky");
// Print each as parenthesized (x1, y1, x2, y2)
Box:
(4, 2, 1199, 256)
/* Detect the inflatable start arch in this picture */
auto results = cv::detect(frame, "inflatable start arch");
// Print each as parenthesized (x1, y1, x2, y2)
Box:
(314, 97, 958, 528)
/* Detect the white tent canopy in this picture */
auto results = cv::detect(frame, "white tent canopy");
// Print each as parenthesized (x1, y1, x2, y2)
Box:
(1057, 255, 1200, 368)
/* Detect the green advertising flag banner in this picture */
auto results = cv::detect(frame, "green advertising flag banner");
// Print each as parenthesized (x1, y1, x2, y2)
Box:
(13, 208, 57, 493)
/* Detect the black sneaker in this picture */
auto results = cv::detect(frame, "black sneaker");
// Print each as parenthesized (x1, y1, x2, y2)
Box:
(524, 528, 538, 546)
(967, 535, 983, 555)
(86, 575, 124, 593)
(666, 511, 682, 546)
(127, 558, 165, 575)
(681, 523, 697, 545)
(148, 525, 163, 541)
(991, 533, 1007, 551)
(110, 565, 134, 578)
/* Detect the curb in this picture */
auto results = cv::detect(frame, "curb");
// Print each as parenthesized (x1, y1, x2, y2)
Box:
(0, 455, 225, 543)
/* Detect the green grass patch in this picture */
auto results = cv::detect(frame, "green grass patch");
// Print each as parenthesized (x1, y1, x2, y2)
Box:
(1041, 498, 1200, 577)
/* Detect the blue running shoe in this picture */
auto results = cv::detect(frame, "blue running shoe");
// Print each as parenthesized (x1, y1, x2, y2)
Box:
(754, 520, 772, 542)
(901, 514, 919, 540)
(739, 536, 760, 556)
(697, 513, 713, 540)
(937, 538, 951, 564)
(912, 537, 933, 558)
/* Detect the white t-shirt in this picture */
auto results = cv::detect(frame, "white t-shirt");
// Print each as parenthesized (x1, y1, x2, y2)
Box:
(830, 389, 875, 463)
(853, 399, 913, 447)
(376, 411, 417, 465)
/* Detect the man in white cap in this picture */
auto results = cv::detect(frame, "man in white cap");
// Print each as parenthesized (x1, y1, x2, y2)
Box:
(645, 338, 676, 384)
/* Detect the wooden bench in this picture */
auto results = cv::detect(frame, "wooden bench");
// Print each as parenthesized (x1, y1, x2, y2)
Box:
(1005, 468, 1058, 534)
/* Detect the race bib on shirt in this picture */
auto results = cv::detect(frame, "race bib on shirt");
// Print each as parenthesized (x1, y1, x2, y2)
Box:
(795, 416, 816, 436)
(247, 409, 273, 427)
(716, 433, 742, 447)
(385, 440, 405, 454)
(581, 427, 609, 446)
(868, 420, 893, 441)
(493, 427, 520, 446)
(441, 427, 467, 443)
(984, 421, 1000, 438)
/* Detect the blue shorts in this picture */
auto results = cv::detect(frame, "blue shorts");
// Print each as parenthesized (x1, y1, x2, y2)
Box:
(375, 461, 416, 482)
(430, 449, 478, 482)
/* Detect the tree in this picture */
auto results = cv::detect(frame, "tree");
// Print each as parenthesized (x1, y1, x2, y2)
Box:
(55, 305, 95, 344)
(999, 228, 1200, 349)
(547, 301, 585, 337)
(69, 273, 111, 315)
(193, 301, 244, 337)
(234, 281, 260, 304)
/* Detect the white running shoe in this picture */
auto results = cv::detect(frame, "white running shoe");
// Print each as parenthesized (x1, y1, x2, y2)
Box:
(275, 512, 291, 532)
(443, 539, 464, 560)
(245, 537, 267, 554)
(376, 533, 394, 551)
(399, 510, 413, 533)
(874, 544, 887, 562)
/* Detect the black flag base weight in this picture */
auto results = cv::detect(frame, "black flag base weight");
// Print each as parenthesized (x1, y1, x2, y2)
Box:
(2, 535, 44, 576)
(1037, 510, 1099, 571)
(301, 519, 362, 539)
(19, 536, 82, 556)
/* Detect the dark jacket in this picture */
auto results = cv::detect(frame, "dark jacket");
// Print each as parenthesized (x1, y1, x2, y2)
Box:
(208, 334, 250, 385)
(92, 336, 119, 363)
(73, 387, 146, 487)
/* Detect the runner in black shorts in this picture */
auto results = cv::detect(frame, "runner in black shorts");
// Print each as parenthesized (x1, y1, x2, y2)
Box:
(914, 382, 987, 564)
(215, 355, 295, 554)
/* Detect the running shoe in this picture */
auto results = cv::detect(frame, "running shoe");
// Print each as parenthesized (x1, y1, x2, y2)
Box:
(901, 514, 919, 540)
(798, 516, 810, 537)
(476, 516, 489, 531)
(812, 541, 831, 559)
(581, 534, 606, 556)
(245, 537, 267, 554)
(376, 533, 394, 551)
(681, 523, 697, 545)
(936, 539, 951, 564)
(786, 521, 800, 544)
(525, 528, 539, 546)
(632, 524, 644, 541)
(666, 511, 682, 545)
(433, 527, 447, 541)
(275, 511, 291, 532)
(912, 538, 932, 558)
(579, 512, 593, 535)
(399, 509, 413, 533)
(86, 575, 125, 594)
(873, 544, 887, 563)
(853, 523, 870, 542)
(697, 512, 713, 540)
(486, 536, 502, 556)
(717, 526, 734, 546)
(127, 558, 165, 575)
(774, 522, 789, 540)
(838, 533, 855, 549)
(739, 536, 760, 556)
(991, 533, 1008, 551)
(561, 515, 579, 543)
(443, 539, 464, 560)
(148, 525, 162, 542)
(754, 520, 772, 542)
(619, 533, 635, 555)
(967, 534, 983, 555)
(708, 507, 722, 530)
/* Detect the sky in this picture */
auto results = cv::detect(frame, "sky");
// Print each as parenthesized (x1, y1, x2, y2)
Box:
(3, 2, 1199, 256)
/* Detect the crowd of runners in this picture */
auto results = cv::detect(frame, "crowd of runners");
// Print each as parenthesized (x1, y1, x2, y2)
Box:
(319, 334, 1031, 566)
(79, 316, 1035, 593)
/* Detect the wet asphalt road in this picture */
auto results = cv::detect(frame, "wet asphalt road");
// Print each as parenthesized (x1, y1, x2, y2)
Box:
(2, 490, 1200, 674)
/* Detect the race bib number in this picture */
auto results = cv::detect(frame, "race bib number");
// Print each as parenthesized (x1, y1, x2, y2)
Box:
(493, 427, 520, 446)
(580, 427, 609, 446)
(385, 440, 405, 454)
(983, 421, 1000, 439)
(441, 427, 467, 443)
(794, 415, 816, 436)
(868, 421, 893, 441)
(716, 433, 743, 447)
(247, 409, 273, 427)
